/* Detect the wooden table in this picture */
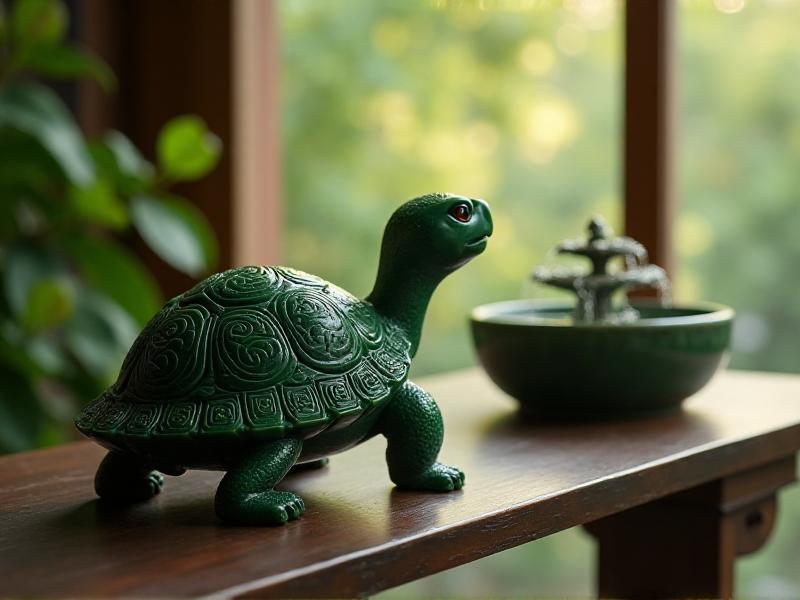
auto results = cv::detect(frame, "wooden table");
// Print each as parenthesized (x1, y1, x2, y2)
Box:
(1, 369, 799, 599)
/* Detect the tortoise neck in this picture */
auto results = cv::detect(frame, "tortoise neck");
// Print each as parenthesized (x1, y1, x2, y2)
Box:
(366, 261, 444, 358)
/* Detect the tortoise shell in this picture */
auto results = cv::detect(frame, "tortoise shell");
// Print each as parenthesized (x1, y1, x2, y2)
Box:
(76, 266, 411, 443)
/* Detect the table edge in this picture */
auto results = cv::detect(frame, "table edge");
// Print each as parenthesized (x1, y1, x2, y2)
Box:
(214, 423, 800, 598)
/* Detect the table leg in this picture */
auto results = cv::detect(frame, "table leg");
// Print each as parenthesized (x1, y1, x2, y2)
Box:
(584, 456, 796, 600)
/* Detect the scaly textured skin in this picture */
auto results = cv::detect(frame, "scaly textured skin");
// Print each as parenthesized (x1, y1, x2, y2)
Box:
(215, 439, 304, 525)
(377, 381, 464, 491)
(81, 193, 492, 525)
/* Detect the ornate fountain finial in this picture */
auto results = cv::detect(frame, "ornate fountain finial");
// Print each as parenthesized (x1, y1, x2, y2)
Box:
(533, 216, 670, 323)
(587, 215, 611, 243)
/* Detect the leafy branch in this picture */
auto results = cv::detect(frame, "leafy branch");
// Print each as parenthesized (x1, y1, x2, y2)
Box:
(0, 0, 221, 452)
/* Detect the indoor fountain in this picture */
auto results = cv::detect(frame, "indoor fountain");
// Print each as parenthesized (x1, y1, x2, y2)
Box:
(532, 216, 670, 324)
(471, 216, 734, 419)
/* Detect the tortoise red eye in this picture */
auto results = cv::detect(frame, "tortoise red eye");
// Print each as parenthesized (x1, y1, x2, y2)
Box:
(450, 203, 471, 223)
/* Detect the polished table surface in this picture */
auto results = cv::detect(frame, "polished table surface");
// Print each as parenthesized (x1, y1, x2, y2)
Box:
(1, 369, 799, 598)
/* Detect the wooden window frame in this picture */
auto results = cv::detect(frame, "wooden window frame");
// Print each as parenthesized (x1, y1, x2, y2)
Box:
(624, 0, 675, 277)
(79, 0, 674, 288)
(79, 0, 281, 298)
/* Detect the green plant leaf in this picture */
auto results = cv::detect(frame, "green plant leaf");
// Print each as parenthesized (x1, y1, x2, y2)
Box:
(0, 332, 45, 378)
(3, 242, 66, 316)
(156, 115, 221, 182)
(21, 278, 74, 334)
(162, 195, 219, 270)
(0, 83, 94, 186)
(63, 290, 138, 384)
(18, 44, 115, 91)
(0, 128, 63, 189)
(131, 195, 218, 276)
(68, 180, 128, 229)
(0, 365, 44, 453)
(63, 235, 162, 326)
(89, 134, 152, 197)
(104, 130, 154, 181)
(24, 336, 68, 376)
(12, 0, 67, 47)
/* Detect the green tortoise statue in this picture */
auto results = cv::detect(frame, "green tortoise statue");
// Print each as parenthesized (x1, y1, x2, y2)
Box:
(76, 193, 492, 525)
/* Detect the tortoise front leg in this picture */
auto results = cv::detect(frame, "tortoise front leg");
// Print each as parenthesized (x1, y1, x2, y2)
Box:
(214, 438, 304, 525)
(376, 381, 464, 492)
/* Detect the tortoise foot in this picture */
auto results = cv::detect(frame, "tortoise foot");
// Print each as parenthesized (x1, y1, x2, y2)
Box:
(395, 463, 465, 492)
(216, 490, 305, 525)
(94, 451, 164, 504)
(214, 439, 304, 525)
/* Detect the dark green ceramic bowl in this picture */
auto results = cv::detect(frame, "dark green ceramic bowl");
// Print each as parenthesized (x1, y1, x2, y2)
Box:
(470, 299, 734, 420)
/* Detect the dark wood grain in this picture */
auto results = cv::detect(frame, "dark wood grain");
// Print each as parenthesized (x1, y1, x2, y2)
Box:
(586, 456, 796, 599)
(1, 370, 800, 598)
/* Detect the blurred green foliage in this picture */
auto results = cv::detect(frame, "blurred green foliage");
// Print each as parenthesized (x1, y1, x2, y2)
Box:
(0, 0, 221, 453)
(280, 0, 621, 377)
(279, 0, 800, 596)
(677, 1, 800, 377)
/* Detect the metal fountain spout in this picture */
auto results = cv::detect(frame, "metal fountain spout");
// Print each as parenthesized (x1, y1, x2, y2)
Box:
(533, 216, 671, 323)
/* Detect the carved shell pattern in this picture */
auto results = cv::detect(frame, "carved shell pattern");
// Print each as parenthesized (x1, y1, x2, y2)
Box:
(126, 303, 211, 400)
(78, 266, 411, 440)
(213, 308, 295, 390)
(275, 288, 362, 372)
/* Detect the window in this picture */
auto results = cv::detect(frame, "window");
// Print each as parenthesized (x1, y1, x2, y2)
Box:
(280, 0, 623, 377)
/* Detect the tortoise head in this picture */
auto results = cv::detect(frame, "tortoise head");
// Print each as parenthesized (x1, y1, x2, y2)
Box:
(380, 193, 493, 275)
(368, 193, 492, 356)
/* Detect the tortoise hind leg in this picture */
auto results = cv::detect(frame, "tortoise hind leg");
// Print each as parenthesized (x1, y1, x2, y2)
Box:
(95, 450, 164, 503)
(214, 438, 305, 525)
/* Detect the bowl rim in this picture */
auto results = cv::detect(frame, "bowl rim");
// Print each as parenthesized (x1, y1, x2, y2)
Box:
(471, 298, 735, 329)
